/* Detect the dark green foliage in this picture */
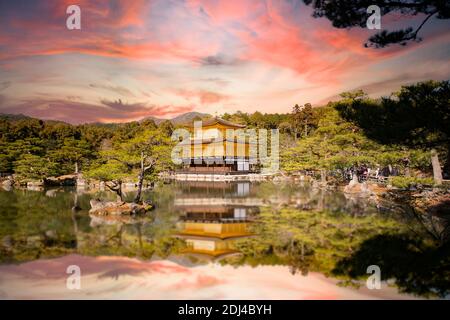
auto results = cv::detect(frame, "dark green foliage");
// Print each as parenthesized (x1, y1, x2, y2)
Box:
(281, 81, 449, 177)
(336, 80, 450, 173)
(303, 0, 450, 48)
(0, 118, 114, 179)
(221, 111, 290, 129)
(0, 116, 175, 180)
(332, 234, 450, 298)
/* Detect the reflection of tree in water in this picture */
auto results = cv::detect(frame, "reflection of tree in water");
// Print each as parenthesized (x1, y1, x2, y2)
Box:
(230, 207, 450, 298)
(332, 201, 450, 298)
(76, 183, 185, 259)
(81, 216, 185, 260)
(407, 209, 450, 247)
(275, 239, 314, 276)
(0, 189, 85, 262)
(0, 185, 184, 263)
(255, 181, 379, 215)
(233, 208, 401, 269)
(2, 183, 449, 297)
(332, 234, 450, 298)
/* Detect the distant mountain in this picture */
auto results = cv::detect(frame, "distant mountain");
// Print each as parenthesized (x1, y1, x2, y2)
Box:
(170, 112, 211, 125)
(0, 111, 212, 126)
(0, 113, 70, 125)
(0, 113, 32, 122)
(140, 112, 211, 125)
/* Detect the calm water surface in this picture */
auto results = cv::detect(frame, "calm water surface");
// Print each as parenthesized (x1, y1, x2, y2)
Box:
(0, 181, 448, 299)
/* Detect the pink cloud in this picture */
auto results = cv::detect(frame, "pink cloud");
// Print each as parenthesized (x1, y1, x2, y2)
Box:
(170, 274, 226, 290)
(0, 0, 448, 118)
(174, 89, 230, 104)
(186, 0, 363, 85)
(0, 0, 445, 79)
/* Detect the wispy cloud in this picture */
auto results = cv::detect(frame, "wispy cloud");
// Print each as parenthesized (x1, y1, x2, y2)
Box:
(0, 81, 11, 91)
(0, 0, 448, 120)
(90, 84, 135, 97)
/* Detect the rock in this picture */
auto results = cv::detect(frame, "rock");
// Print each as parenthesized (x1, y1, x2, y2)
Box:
(89, 199, 151, 216)
(27, 181, 44, 191)
(45, 189, 57, 197)
(76, 177, 86, 188)
(26, 235, 43, 246)
(2, 178, 13, 188)
(2, 236, 13, 249)
(45, 230, 57, 239)
(343, 180, 374, 196)
(122, 182, 137, 189)
(1, 180, 12, 191)
(27, 181, 44, 187)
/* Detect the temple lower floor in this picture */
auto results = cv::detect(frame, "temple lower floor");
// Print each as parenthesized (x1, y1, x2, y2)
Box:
(180, 159, 257, 174)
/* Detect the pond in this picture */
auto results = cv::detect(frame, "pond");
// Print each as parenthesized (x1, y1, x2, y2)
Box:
(0, 181, 448, 299)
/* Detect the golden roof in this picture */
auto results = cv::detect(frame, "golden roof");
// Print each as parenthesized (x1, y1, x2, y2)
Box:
(187, 117, 246, 128)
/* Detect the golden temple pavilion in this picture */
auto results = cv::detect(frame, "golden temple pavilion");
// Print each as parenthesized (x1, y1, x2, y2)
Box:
(180, 117, 257, 174)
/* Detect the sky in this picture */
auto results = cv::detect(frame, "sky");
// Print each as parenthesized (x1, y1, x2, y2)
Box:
(0, 0, 449, 124)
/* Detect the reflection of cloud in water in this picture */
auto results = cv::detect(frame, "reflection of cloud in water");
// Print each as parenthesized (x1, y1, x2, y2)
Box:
(0, 254, 414, 299)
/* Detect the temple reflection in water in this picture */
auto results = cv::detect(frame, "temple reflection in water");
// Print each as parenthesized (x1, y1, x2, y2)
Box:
(174, 181, 260, 261)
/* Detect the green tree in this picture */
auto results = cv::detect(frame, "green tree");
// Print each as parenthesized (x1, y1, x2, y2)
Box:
(158, 120, 175, 136)
(297, 103, 318, 137)
(50, 138, 93, 174)
(87, 161, 130, 201)
(0, 154, 11, 173)
(282, 104, 431, 178)
(14, 154, 60, 181)
(283, 106, 377, 172)
(289, 104, 301, 140)
(336, 80, 450, 179)
(87, 129, 173, 203)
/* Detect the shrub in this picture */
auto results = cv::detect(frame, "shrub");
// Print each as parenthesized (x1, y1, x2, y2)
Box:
(389, 176, 434, 189)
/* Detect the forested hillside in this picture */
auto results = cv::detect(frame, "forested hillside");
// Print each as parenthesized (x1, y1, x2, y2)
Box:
(1, 80, 448, 185)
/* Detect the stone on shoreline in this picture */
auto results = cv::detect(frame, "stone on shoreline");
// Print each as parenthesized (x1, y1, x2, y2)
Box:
(27, 181, 44, 191)
(2, 178, 13, 186)
(89, 199, 153, 216)
(76, 177, 87, 188)
(1, 177, 13, 191)
(343, 179, 373, 196)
